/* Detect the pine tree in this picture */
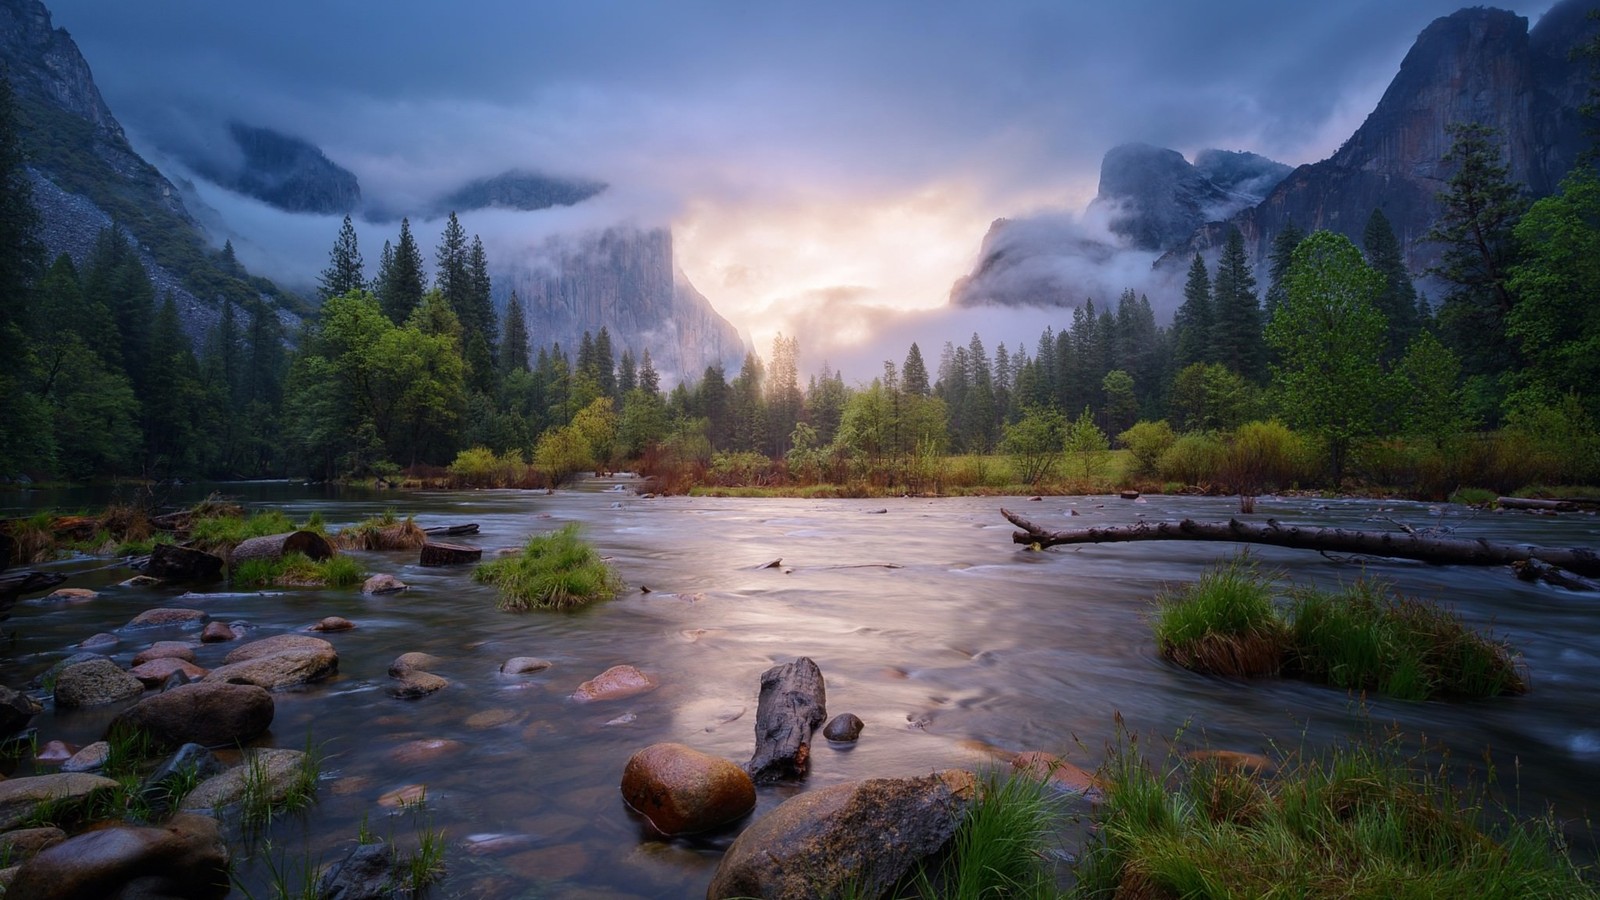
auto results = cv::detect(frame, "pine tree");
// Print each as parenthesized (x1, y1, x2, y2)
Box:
(593, 326, 617, 399)
(377, 219, 426, 325)
(466, 234, 496, 348)
(617, 349, 637, 395)
(961, 333, 996, 452)
(1428, 123, 1526, 384)
(1362, 208, 1420, 365)
(1174, 253, 1213, 370)
(318, 215, 365, 300)
(435, 212, 471, 321)
(901, 342, 931, 396)
(500, 291, 530, 375)
(639, 349, 661, 396)
(1210, 228, 1264, 382)
(1263, 222, 1305, 317)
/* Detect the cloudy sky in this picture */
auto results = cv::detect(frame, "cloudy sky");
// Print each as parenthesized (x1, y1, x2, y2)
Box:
(46, 0, 1557, 376)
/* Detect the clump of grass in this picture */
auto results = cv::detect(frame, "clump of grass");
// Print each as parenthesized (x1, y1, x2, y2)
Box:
(1074, 730, 1598, 899)
(190, 510, 297, 554)
(238, 745, 322, 834)
(914, 770, 1063, 899)
(233, 552, 366, 589)
(472, 524, 622, 611)
(1153, 557, 1525, 700)
(1451, 487, 1498, 506)
(5, 511, 61, 563)
(1287, 580, 1527, 700)
(1152, 555, 1289, 678)
(335, 510, 426, 551)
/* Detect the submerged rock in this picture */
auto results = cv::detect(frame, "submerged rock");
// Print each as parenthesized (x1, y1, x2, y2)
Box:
(132, 641, 197, 665)
(388, 651, 443, 676)
(316, 841, 400, 900)
(706, 770, 977, 900)
(572, 665, 656, 703)
(311, 616, 355, 632)
(389, 672, 448, 699)
(61, 741, 110, 773)
(124, 607, 209, 629)
(202, 634, 337, 690)
(1011, 750, 1101, 796)
(500, 657, 552, 675)
(362, 573, 407, 595)
(620, 743, 755, 836)
(200, 622, 236, 643)
(0, 686, 42, 739)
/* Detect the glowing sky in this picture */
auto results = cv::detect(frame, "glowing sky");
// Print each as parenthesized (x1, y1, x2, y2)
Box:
(44, 0, 1558, 374)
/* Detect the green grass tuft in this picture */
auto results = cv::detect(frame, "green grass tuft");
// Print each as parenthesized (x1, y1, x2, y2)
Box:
(232, 551, 366, 589)
(924, 770, 1063, 899)
(1152, 554, 1289, 678)
(1287, 580, 1527, 700)
(190, 510, 297, 553)
(472, 524, 622, 611)
(1073, 731, 1598, 899)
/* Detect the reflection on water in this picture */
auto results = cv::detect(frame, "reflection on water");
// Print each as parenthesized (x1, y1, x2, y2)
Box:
(4, 484, 1598, 896)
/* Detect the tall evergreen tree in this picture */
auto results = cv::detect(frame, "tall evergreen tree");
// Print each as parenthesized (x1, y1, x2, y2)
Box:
(617, 349, 637, 396)
(1263, 223, 1306, 317)
(434, 212, 470, 316)
(901, 342, 931, 396)
(1428, 123, 1526, 386)
(961, 333, 996, 452)
(766, 334, 802, 456)
(1362, 208, 1421, 365)
(593, 326, 617, 399)
(318, 215, 365, 300)
(1174, 253, 1213, 370)
(377, 219, 426, 325)
(1210, 228, 1264, 381)
(499, 292, 530, 375)
(466, 235, 497, 347)
(638, 349, 660, 396)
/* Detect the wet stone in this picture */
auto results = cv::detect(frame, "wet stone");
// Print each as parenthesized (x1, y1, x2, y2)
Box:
(200, 621, 236, 643)
(124, 607, 209, 629)
(823, 713, 865, 743)
(132, 641, 197, 665)
(499, 657, 552, 675)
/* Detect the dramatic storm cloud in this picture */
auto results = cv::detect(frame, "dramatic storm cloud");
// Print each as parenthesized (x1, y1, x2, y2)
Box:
(47, 0, 1555, 379)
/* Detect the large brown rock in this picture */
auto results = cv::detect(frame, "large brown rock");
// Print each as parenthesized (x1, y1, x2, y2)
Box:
(144, 544, 224, 583)
(202, 634, 337, 690)
(129, 657, 209, 688)
(5, 811, 228, 900)
(132, 641, 196, 665)
(109, 682, 274, 749)
(0, 828, 65, 865)
(180, 748, 309, 815)
(571, 665, 656, 702)
(53, 658, 144, 708)
(0, 773, 119, 830)
(705, 770, 977, 900)
(620, 743, 755, 836)
(124, 607, 208, 629)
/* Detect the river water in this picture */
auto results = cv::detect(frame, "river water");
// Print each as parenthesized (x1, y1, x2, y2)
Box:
(3, 482, 1598, 897)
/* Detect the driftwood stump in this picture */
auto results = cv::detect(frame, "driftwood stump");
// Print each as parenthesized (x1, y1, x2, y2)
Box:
(423, 524, 480, 536)
(746, 657, 827, 783)
(231, 531, 336, 565)
(146, 544, 224, 582)
(420, 541, 482, 567)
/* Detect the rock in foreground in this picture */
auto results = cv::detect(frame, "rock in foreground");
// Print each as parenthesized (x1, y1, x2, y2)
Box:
(4, 812, 228, 900)
(706, 770, 976, 900)
(620, 743, 755, 836)
(109, 682, 273, 749)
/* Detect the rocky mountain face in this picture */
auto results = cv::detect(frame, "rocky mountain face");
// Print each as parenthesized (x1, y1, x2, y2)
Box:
(184, 123, 361, 215)
(1164, 0, 1600, 272)
(1090, 143, 1288, 252)
(0, 0, 249, 341)
(950, 145, 1287, 308)
(498, 227, 745, 385)
(434, 170, 606, 217)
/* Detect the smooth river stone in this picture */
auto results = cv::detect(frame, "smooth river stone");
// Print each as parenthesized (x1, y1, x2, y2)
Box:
(571, 665, 656, 702)
(377, 784, 429, 808)
(388, 738, 465, 765)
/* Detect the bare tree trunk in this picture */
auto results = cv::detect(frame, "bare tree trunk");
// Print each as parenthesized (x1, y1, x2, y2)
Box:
(1001, 509, 1600, 577)
(230, 531, 336, 565)
(746, 657, 827, 783)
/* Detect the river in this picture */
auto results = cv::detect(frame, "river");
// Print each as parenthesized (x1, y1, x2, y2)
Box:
(3, 482, 1597, 897)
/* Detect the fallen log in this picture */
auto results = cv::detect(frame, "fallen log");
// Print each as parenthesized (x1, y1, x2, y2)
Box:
(1497, 497, 1578, 512)
(423, 523, 480, 536)
(145, 544, 225, 582)
(746, 657, 827, 783)
(1514, 558, 1600, 591)
(419, 541, 482, 567)
(230, 531, 336, 565)
(0, 571, 67, 599)
(1000, 509, 1600, 577)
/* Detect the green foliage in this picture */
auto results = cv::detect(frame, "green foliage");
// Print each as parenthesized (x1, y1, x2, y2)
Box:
(1157, 432, 1226, 486)
(1169, 362, 1257, 433)
(1152, 555, 1289, 677)
(1266, 230, 1390, 485)
(1118, 420, 1176, 478)
(447, 446, 528, 487)
(233, 551, 364, 589)
(190, 510, 297, 551)
(1001, 406, 1065, 486)
(1501, 395, 1600, 485)
(1398, 329, 1472, 447)
(1218, 420, 1315, 494)
(472, 524, 622, 611)
(1210, 227, 1264, 381)
(1075, 731, 1599, 900)
(1063, 407, 1110, 479)
(238, 746, 322, 834)
(708, 450, 776, 487)
(1506, 168, 1600, 420)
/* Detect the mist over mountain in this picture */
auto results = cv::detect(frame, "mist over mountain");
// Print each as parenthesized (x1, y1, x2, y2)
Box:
(433, 170, 606, 218)
(177, 122, 361, 215)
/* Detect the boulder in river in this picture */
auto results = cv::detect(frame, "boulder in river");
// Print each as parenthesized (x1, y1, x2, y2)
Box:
(130, 657, 209, 688)
(53, 658, 145, 707)
(420, 540, 481, 567)
(144, 544, 224, 583)
(572, 665, 657, 702)
(124, 607, 208, 629)
(823, 713, 864, 743)
(109, 682, 274, 749)
(706, 770, 977, 900)
(200, 621, 236, 643)
(620, 742, 755, 836)
(362, 573, 408, 594)
(500, 657, 552, 675)
(61, 741, 110, 773)
(132, 641, 197, 665)
(4, 811, 228, 900)
(0, 773, 120, 830)
(389, 671, 448, 699)
(180, 748, 310, 815)
(202, 634, 338, 690)
(316, 841, 402, 900)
